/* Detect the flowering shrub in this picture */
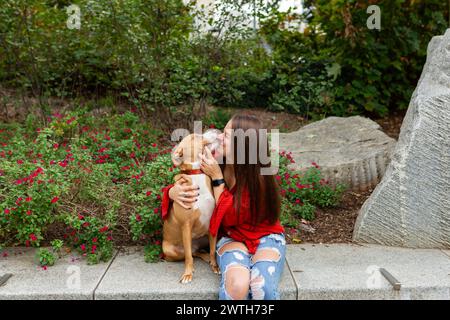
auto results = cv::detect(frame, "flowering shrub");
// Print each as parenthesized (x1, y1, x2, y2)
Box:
(1, 110, 345, 265)
(277, 151, 346, 224)
(0, 110, 169, 264)
(36, 248, 56, 267)
(63, 214, 114, 265)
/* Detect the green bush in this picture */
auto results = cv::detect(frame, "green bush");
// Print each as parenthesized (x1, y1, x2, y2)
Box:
(0, 110, 167, 264)
(0, 1, 448, 118)
(277, 151, 346, 222)
(300, 0, 449, 116)
(36, 248, 56, 266)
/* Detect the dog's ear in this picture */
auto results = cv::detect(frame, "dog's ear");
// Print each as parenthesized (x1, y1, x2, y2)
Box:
(171, 145, 183, 167)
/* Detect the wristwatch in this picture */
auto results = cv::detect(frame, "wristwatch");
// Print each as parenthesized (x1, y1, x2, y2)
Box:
(212, 178, 225, 187)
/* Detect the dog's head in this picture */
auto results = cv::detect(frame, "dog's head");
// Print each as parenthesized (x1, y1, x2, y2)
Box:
(171, 129, 222, 171)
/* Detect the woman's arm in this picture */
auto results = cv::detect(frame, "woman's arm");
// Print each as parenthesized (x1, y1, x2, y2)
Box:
(161, 177, 199, 220)
(168, 176, 200, 209)
(199, 147, 224, 203)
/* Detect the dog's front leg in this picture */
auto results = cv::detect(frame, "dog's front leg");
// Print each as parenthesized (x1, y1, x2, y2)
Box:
(209, 233, 220, 274)
(180, 223, 194, 284)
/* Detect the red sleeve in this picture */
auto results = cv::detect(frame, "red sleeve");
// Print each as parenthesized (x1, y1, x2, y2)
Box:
(161, 184, 174, 220)
(209, 188, 235, 237)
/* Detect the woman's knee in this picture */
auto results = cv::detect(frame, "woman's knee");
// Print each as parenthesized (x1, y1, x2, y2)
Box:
(223, 264, 250, 300)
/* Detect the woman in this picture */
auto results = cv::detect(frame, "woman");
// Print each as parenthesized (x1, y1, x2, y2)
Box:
(163, 114, 285, 300)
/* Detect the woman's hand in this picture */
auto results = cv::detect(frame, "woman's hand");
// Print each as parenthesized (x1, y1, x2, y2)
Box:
(199, 147, 223, 180)
(168, 175, 200, 210)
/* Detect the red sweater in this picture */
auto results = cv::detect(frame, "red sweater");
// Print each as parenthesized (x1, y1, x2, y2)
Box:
(161, 183, 284, 254)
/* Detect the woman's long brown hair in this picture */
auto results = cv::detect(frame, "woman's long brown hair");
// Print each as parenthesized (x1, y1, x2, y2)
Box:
(228, 113, 281, 226)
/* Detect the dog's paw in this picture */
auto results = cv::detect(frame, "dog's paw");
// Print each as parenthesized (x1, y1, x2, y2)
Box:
(179, 273, 193, 284)
(210, 262, 220, 275)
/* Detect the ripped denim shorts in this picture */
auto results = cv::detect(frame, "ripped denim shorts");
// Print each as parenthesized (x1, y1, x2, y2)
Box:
(215, 233, 286, 300)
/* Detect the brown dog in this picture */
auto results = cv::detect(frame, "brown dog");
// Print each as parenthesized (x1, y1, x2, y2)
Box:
(162, 130, 221, 283)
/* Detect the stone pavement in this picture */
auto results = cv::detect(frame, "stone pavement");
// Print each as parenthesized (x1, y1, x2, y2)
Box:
(1, 244, 449, 300)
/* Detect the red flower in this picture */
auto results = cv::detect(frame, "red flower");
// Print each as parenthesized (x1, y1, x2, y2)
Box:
(275, 175, 281, 181)
(80, 244, 86, 251)
(59, 161, 67, 168)
(136, 214, 142, 222)
(151, 143, 157, 148)
(42, 266, 48, 271)
(82, 222, 90, 228)
(26, 210, 32, 216)
(91, 245, 97, 253)
(99, 226, 109, 233)
(30, 234, 37, 241)
(17, 159, 23, 165)
(92, 237, 98, 243)
(26, 197, 32, 202)
(25, 240, 30, 247)
(146, 191, 152, 197)
(4, 208, 10, 214)
(51, 197, 59, 204)
(78, 214, 84, 220)
(154, 208, 159, 214)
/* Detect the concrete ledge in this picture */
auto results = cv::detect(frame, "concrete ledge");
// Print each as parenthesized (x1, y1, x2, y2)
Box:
(1, 244, 449, 300)
(287, 244, 450, 300)
(94, 247, 297, 300)
(0, 248, 115, 300)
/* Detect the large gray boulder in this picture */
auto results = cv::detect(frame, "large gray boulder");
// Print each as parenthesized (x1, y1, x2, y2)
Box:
(278, 116, 396, 191)
(353, 29, 450, 248)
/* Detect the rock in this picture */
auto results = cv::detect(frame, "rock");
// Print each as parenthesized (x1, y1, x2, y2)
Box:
(278, 116, 396, 191)
(353, 29, 450, 249)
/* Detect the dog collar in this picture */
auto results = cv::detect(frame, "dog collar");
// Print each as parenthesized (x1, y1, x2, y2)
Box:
(181, 169, 203, 175)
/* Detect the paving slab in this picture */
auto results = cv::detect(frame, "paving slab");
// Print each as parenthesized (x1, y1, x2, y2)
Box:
(94, 247, 297, 300)
(0, 247, 115, 300)
(287, 244, 450, 300)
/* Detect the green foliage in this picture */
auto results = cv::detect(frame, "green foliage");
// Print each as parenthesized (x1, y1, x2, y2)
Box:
(0, 0, 448, 118)
(277, 151, 346, 222)
(0, 111, 167, 264)
(36, 248, 56, 266)
(202, 108, 233, 130)
(128, 153, 177, 243)
(299, 0, 449, 116)
(144, 243, 163, 263)
(51, 239, 64, 257)
(63, 214, 114, 265)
